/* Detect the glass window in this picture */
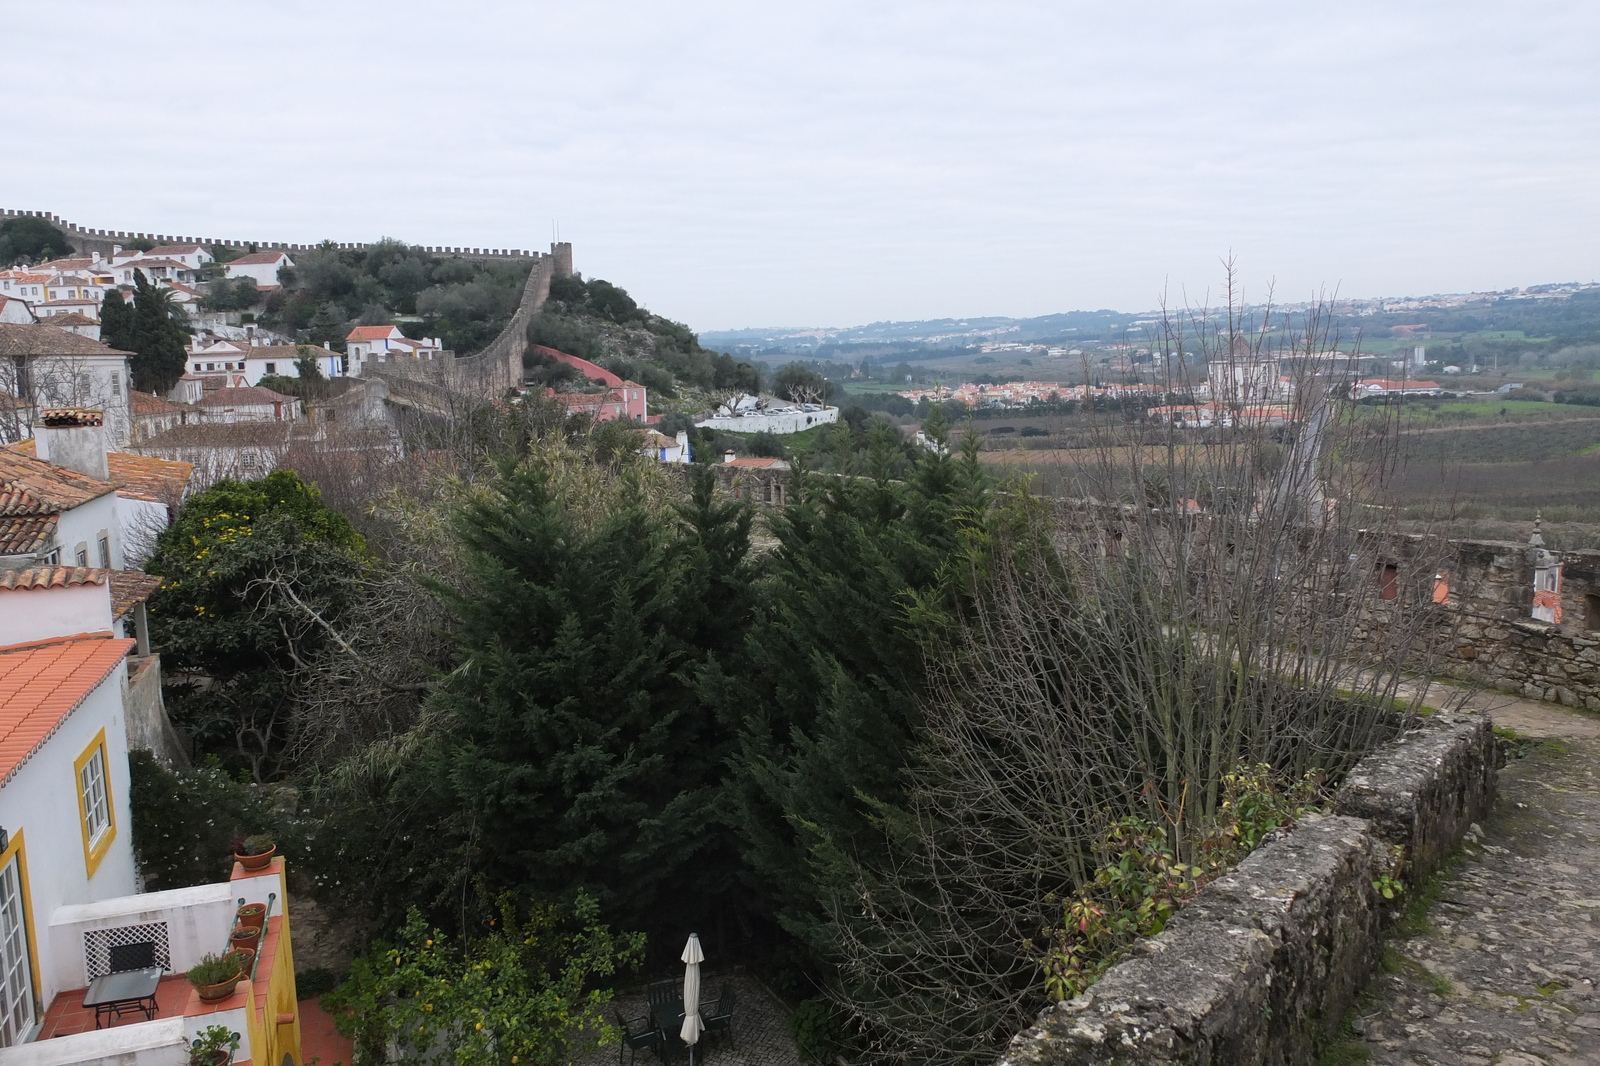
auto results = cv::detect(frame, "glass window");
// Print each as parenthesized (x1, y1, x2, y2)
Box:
(79, 746, 111, 849)
(0, 851, 35, 1047)
(98, 535, 110, 568)
(75, 547, 88, 567)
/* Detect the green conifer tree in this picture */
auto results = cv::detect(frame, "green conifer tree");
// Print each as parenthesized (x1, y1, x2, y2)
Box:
(129, 270, 189, 393)
(99, 288, 136, 353)
(425, 458, 752, 935)
(723, 411, 991, 961)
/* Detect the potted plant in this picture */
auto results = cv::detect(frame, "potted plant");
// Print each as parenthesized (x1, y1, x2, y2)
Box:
(188, 954, 243, 1002)
(235, 902, 267, 932)
(187, 1023, 239, 1066)
(232, 834, 276, 871)
(229, 924, 261, 952)
(229, 947, 256, 977)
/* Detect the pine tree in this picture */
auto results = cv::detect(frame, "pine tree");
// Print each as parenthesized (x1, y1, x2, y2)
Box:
(129, 270, 189, 393)
(99, 289, 135, 353)
(723, 415, 992, 961)
(426, 460, 749, 935)
(309, 303, 344, 350)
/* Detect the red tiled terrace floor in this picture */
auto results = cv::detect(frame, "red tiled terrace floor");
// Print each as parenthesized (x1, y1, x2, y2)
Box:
(40, 973, 193, 1037)
(299, 995, 352, 1066)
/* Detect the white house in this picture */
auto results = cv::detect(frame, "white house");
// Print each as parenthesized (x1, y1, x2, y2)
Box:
(0, 295, 36, 324)
(0, 271, 49, 303)
(194, 386, 301, 424)
(112, 259, 198, 287)
(0, 630, 141, 1045)
(36, 312, 99, 341)
(0, 430, 125, 570)
(0, 325, 134, 447)
(0, 582, 306, 1065)
(220, 251, 292, 289)
(138, 244, 213, 272)
(643, 430, 691, 463)
(345, 325, 443, 374)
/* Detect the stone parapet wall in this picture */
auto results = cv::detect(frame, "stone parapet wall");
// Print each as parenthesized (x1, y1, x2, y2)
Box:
(1, 207, 540, 261)
(997, 712, 1498, 1066)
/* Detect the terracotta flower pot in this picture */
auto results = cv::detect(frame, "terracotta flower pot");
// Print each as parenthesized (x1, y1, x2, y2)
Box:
(190, 1048, 231, 1066)
(229, 925, 261, 951)
(229, 948, 256, 976)
(235, 903, 267, 932)
(234, 844, 275, 870)
(196, 976, 241, 1002)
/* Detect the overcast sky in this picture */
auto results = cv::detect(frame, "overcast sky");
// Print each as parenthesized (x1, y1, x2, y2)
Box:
(3, 1, 1597, 330)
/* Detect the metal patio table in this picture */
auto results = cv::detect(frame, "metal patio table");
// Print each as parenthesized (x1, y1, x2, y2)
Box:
(83, 966, 163, 1028)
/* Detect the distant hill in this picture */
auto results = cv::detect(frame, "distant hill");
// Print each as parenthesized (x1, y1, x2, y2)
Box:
(704, 284, 1600, 359)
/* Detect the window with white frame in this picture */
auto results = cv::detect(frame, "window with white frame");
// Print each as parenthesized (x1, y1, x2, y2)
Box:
(0, 852, 36, 1046)
(79, 746, 111, 849)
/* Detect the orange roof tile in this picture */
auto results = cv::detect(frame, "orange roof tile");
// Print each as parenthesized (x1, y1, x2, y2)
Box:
(109, 571, 162, 618)
(0, 633, 133, 786)
(346, 325, 401, 341)
(0, 566, 108, 591)
(0, 513, 56, 555)
(0, 449, 117, 515)
(225, 251, 290, 266)
(7, 439, 193, 504)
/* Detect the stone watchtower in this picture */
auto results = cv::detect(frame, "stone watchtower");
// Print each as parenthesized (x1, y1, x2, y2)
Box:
(550, 241, 573, 279)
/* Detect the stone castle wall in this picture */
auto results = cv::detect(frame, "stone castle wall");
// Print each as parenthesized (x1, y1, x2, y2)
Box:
(1409, 537, 1600, 711)
(998, 712, 1498, 1066)
(1, 206, 540, 261)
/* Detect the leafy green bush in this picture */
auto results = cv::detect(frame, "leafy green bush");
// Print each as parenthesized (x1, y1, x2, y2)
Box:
(789, 998, 847, 1064)
(326, 894, 643, 1066)
(295, 967, 339, 1000)
(127, 750, 285, 889)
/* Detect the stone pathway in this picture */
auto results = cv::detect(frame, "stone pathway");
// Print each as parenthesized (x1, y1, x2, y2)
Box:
(1355, 688, 1600, 1066)
(571, 969, 802, 1066)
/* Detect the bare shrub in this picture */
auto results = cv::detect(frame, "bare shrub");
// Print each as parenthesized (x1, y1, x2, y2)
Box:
(826, 269, 1464, 1066)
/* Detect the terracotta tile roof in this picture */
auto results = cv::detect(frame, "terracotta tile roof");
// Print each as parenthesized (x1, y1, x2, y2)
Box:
(131, 391, 194, 416)
(0, 323, 130, 357)
(125, 258, 190, 271)
(138, 422, 298, 448)
(346, 325, 401, 341)
(723, 457, 788, 469)
(145, 244, 203, 256)
(109, 452, 193, 503)
(6, 438, 193, 504)
(109, 571, 162, 617)
(195, 386, 295, 408)
(34, 258, 95, 271)
(0, 633, 134, 786)
(0, 566, 108, 591)
(0, 449, 117, 514)
(0, 514, 56, 555)
(226, 251, 290, 266)
(40, 311, 97, 326)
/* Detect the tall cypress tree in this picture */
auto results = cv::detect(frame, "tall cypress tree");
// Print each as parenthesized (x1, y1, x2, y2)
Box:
(425, 459, 751, 938)
(129, 269, 188, 393)
(723, 416, 992, 961)
(99, 289, 136, 353)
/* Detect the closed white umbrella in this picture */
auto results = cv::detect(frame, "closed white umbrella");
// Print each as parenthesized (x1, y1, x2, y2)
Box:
(680, 933, 705, 1064)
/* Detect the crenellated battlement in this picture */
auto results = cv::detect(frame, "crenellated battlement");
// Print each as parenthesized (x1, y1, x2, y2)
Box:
(0, 207, 544, 261)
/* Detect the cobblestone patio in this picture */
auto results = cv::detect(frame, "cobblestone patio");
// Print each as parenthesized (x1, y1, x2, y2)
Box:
(573, 969, 803, 1066)
(1357, 693, 1600, 1066)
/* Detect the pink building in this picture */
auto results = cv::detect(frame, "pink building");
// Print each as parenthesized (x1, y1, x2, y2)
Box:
(535, 345, 647, 421)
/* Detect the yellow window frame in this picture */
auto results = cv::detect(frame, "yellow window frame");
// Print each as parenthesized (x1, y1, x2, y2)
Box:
(73, 729, 117, 878)
(0, 830, 42, 1036)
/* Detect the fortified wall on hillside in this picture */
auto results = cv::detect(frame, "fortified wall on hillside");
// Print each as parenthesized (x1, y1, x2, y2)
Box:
(0, 206, 559, 263)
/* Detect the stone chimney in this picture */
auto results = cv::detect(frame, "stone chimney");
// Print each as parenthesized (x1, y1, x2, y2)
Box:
(34, 408, 109, 480)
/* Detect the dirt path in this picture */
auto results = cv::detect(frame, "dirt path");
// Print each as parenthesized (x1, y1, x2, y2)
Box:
(1354, 692, 1600, 1066)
